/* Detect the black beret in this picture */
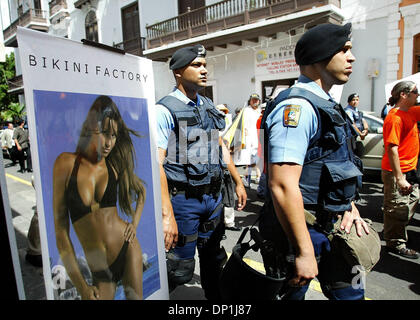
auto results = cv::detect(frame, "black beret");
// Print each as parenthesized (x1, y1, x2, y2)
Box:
(295, 23, 352, 65)
(347, 93, 359, 103)
(169, 44, 207, 70)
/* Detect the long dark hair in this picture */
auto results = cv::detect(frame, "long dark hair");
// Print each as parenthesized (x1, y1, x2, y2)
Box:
(76, 95, 145, 217)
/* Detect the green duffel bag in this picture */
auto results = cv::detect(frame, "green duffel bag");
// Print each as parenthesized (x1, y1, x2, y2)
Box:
(330, 217, 381, 273)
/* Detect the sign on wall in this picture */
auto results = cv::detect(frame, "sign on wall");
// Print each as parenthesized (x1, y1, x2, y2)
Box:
(255, 43, 299, 77)
(17, 27, 168, 300)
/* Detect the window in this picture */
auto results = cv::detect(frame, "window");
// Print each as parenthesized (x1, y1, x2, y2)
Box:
(364, 115, 383, 134)
(34, 0, 41, 10)
(414, 34, 420, 74)
(85, 10, 98, 42)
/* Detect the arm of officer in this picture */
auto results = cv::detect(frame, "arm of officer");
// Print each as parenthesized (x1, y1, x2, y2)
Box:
(360, 118, 369, 138)
(220, 137, 247, 210)
(268, 162, 318, 285)
(340, 202, 370, 237)
(158, 148, 178, 251)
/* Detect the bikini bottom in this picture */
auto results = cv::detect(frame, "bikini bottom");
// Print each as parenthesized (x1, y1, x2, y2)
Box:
(91, 241, 129, 285)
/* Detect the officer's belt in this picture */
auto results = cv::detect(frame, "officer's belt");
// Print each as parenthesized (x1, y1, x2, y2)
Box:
(169, 181, 222, 198)
(177, 201, 224, 247)
(303, 208, 340, 235)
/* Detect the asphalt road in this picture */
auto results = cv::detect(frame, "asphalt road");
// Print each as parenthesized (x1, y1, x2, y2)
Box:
(4, 155, 420, 300)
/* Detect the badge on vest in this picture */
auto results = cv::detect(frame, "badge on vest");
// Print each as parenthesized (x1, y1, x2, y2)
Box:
(284, 105, 301, 127)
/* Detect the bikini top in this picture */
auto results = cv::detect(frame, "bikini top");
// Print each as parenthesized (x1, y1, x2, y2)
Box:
(66, 155, 117, 224)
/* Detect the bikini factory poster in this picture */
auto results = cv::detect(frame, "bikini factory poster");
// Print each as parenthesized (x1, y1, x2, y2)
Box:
(16, 27, 168, 300)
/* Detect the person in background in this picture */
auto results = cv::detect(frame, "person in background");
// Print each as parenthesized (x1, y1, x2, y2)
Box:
(1, 122, 17, 166)
(233, 93, 262, 187)
(13, 119, 32, 173)
(381, 103, 392, 120)
(381, 80, 420, 259)
(216, 104, 242, 233)
(256, 104, 266, 199)
(345, 93, 369, 140)
(345, 94, 369, 157)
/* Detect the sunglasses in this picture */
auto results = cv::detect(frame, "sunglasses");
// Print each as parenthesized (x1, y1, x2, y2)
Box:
(410, 88, 418, 95)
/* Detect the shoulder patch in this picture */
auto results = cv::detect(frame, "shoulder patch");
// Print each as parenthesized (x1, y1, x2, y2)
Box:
(284, 105, 302, 127)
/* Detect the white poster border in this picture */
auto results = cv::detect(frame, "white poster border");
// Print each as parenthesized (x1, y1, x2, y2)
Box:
(17, 27, 168, 300)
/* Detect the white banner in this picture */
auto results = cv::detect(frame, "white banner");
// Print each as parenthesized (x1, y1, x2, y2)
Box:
(385, 73, 420, 102)
(17, 27, 168, 300)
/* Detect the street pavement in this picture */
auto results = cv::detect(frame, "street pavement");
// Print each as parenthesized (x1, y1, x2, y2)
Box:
(3, 155, 420, 300)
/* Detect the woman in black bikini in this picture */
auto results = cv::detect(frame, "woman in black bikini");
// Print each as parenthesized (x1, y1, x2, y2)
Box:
(53, 95, 146, 300)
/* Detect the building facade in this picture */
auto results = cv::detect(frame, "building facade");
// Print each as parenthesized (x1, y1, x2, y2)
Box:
(341, 0, 420, 113)
(1, 0, 419, 114)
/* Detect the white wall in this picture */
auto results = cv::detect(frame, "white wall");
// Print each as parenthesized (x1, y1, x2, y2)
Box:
(341, 0, 395, 115)
(139, 0, 177, 46)
(152, 60, 176, 101)
(209, 46, 255, 110)
(341, 17, 388, 114)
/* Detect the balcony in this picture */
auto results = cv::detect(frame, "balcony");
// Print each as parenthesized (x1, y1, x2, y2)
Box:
(114, 37, 146, 57)
(145, 0, 341, 60)
(49, 0, 69, 20)
(7, 75, 24, 95)
(3, 9, 48, 47)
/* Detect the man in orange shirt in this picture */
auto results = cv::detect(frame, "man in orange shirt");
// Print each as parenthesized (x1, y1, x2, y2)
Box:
(382, 80, 420, 259)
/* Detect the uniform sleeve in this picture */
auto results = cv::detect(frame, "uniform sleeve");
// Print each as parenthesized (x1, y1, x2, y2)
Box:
(266, 98, 318, 166)
(345, 109, 354, 122)
(155, 104, 175, 150)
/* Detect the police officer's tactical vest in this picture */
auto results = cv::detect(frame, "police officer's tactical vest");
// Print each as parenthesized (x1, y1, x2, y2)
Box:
(158, 95, 226, 187)
(346, 106, 364, 132)
(261, 87, 363, 216)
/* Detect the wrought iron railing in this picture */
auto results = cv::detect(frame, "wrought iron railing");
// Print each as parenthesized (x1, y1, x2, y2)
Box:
(114, 37, 146, 56)
(3, 9, 48, 41)
(146, 0, 339, 42)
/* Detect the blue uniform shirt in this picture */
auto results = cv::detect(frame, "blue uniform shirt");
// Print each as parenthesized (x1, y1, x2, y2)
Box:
(344, 105, 364, 132)
(156, 88, 204, 150)
(266, 75, 335, 166)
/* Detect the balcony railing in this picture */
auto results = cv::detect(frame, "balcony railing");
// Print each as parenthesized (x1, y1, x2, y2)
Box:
(114, 37, 146, 56)
(49, 0, 68, 17)
(3, 9, 48, 46)
(146, 0, 340, 49)
(7, 74, 24, 94)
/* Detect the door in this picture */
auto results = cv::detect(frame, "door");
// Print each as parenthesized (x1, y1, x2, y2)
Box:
(121, 2, 141, 54)
(261, 78, 296, 102)
(178, 0, 205, 30)
(414, 33, 420, 74)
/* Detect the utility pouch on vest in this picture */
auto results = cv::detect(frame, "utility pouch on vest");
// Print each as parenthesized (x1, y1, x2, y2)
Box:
(322, 160, 363, 212)
(222, 170, 235, 207)
(330, 217, 381, 273)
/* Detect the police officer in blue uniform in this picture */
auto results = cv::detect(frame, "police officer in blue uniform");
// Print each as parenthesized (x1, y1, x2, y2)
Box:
(345, 93, 369, 140)
(156, 44, 247, 299)
(259, 23, 371, 300)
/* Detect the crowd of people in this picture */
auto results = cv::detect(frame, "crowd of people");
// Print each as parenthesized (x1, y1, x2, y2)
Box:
(5, 21, 420, 301)
(1, 119, 32, 173)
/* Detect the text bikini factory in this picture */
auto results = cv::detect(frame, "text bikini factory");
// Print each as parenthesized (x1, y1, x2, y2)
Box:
(27, 54, 149, 83)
